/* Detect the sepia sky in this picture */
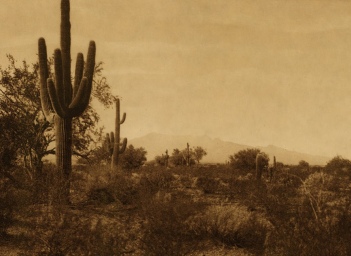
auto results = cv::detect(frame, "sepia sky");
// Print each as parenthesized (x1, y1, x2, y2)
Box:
(1, 0, 351, 158)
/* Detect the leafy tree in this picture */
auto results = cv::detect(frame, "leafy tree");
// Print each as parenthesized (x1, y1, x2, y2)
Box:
(0, 55, 115, 185)
(325, 155, 351, 176)
(229, 148, 268, 171)
(170, 148, 184, 166)
(298, 160, 310, 170)
(119, 145, 147, 170)
(155, 155, 167, 166)
(170, 148, 196, 166)
(193, 146, 207, 164)
(0, 57, 54, 184)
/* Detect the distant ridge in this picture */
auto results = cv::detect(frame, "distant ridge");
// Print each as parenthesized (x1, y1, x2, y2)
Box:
(129, 133, 330, 166)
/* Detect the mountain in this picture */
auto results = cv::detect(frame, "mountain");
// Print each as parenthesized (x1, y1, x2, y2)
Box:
(129, 133, 331, 166)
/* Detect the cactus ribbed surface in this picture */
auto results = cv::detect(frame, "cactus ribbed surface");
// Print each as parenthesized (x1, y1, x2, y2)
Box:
(38, 0, 96, 203)
(111, 99, 127, 169)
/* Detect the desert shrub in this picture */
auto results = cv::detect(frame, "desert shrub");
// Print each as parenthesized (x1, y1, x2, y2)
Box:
(325, 155, 351, 177)
(119, 145, 147, 170)
(141, 193, 206, 255)
(196, 176, 221, 194)
(229, 148, 269, 172)
(87, 188, 116, 204)
(228, 174, 255, 198)
(139, 169, 175, 195)
(187, 204, 272, 255)
(179, 173, 195, 188)
(107, 173, 141, 205)
(0, 178, 33, 237)
(266, 171, 351, 255)
(0, 184, 15, 237)
(84, 171, 141, 205)
(29, 206, 134, 256)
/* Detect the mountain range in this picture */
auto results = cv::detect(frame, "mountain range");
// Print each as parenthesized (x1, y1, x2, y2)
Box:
(130, 133, 331, 166)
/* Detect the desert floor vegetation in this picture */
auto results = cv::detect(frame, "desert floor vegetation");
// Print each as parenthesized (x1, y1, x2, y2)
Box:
(1, 159, 350, 255)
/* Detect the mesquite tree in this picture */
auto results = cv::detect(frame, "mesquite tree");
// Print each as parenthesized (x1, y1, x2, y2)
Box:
(38, 0, 95, 202)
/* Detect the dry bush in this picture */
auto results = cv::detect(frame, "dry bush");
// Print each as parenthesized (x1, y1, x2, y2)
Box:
(141, 193, 206, 256)
(196, 176, 221, 194)
(25, 206, 135, 256)
(139, 169, 175, 194)
(187, 204, 272, 255)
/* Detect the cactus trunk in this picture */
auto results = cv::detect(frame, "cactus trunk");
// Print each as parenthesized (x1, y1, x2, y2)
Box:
(55, 118, 72, 202)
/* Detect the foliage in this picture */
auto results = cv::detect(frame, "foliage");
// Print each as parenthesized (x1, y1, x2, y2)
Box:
(119, 145, 147, 170)
(187, 205, 271, 254)
(0, 55, 115, 185)
(324, 155, 351, 176)
(298, 160, 310, 170)
(196, 176, 221, 194)
(0, 56, 54, 181)
(170, 148, 184, 166)
(229, 148, 268, 171)
(170, 148, 196, 166)
(141, 194, 205, 255)
(154, 154, 167, 166)
(193, 146, 207, 164)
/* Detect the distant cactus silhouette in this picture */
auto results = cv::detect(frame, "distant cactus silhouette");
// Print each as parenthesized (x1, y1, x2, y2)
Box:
(186, 143, 190, 166)
(268, 156, 276, 182)
(165, 150, 169, 168)
(111, 98, 127, 169)
(38, 0, 95, 203)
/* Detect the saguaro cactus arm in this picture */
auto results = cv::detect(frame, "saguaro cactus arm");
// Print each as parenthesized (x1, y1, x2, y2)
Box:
(38, 38, 54, 120)
(45, 43, 95, 119)
(119, 138, 127, 153)
(120, 112, 126, 124)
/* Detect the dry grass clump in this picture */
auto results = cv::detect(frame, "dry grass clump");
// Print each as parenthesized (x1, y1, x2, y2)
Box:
(187, 204, 272, 255)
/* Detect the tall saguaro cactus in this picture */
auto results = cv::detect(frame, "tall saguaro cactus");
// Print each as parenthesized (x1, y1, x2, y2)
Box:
(38, 0, 96, 203)
(111, 98, 127, 169)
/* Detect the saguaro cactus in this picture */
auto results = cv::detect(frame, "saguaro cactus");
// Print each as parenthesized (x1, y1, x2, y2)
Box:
(104, 132, 114, 157)
(164, 150, 169, 168)
(256, 153, 267, 181)
(38, 0, 96, 202)
(186, 142, 190, 166)
(111, 99, 127, 169)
